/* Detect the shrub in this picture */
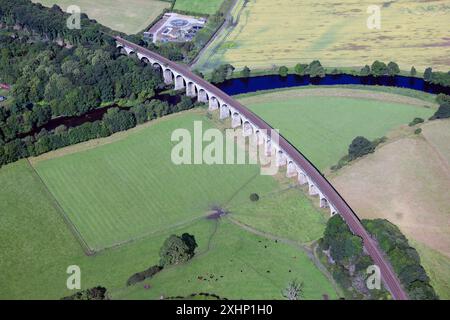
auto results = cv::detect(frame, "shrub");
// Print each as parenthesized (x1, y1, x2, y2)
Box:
(62, 286, 108, 300)
(241, 66, 251, 78)
(250, 193, 259, 202)
(409, 117, 424, 126)
(126, 265, 163, 286)
(348, 136, 375, 160)
(159, 233, 197, 266)
(414, 128, 422, 135)
(278, 66, 289, 77)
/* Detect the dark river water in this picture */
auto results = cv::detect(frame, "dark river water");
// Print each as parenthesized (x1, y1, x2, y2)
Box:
(18, 93, 183, 138)
(21, 74, 449, 139)
(217, 74, 450, 96)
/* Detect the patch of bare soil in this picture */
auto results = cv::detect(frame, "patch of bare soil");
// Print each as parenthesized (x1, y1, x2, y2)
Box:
(331, 134, 450, 258)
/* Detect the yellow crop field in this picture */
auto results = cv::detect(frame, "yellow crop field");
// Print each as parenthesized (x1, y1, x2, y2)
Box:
(196, 0, 450, 72)
(32, 0, 171, 34)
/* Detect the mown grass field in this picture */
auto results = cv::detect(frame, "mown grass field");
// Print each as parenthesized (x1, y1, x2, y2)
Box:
(33, 111, 279, 251)
(174, 0, 225, 15)
(196, 0, 450, 72)
(237, 88, 434, 170)
(32, 0, 171, 34)
(0, 112, 336, 299)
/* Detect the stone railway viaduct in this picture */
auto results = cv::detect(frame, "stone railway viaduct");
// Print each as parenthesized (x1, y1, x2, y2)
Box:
(115, 36, 409, 300)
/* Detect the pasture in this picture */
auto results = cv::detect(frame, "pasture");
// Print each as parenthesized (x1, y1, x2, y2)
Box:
(237, 87, 435, 170)
(0, 149, 335, 299)
(174, 0, 225, 15)
(32, 0, 171, 34)
(32, 110, 279, 251)
(114, 218, 337, 300)
(196, 0, 450, 72)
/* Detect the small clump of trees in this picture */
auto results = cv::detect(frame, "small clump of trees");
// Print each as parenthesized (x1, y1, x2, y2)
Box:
(429, 94, 450, 120)
(294, 60, 325, 78)
(62, 286, 108, 300)
(126, 233, 198, 286)
(210, 64, 235, 83)
(331, 136, 386, 171)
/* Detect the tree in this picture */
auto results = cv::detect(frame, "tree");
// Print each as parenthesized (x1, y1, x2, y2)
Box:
(294, 63, 308, 76)
(387, 61, 400, 76)
(62, 286, 108, 300)
(278, 66, 289, 77)
(282, 280, 304, 300)
(241, 66, 251, 78)
(360, 65, 371, 76)
(306, 60, 325, 78)
(423, 67, 433, 82)
(371, 60, 387, 76)
(410, 66, 417, 76)
(159, 234, 197, 266)
(348, 136, 375, 160)
(430, 102, 450, 120)
(250, 193, 259, 201)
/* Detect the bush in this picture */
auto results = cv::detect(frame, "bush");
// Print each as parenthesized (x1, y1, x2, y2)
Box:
(278, 66, 289, 77)
(126, 265, 163, 286)
(414, 128, 422, 135)
(409, 117, 424, 126)
(62, 286, 108, 300)
(159, 233, 197, 266)
(348, 136, 375, 160)
(250, 193, 259, 202)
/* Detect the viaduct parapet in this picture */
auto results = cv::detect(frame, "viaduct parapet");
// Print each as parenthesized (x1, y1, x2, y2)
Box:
(115, 36, 408, 300)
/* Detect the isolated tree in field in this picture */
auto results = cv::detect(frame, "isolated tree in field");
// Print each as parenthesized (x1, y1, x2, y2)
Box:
(387, 61, 400, 76)
(278, 66, 289, 77)
(282, 279, 304, 300)
(159, 234, 197, 266)
(241, 66, 251, 78)
(423, 67, 433, 82)
(348, 136, 375, 160)
(370, 60, 387, 76)
(410, 66, 417, 76)
(294, 63, 308, 76)
(360, 65, 371, 76)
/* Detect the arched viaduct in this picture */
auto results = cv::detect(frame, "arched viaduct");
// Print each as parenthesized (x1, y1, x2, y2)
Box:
(115, 36, 408, 300)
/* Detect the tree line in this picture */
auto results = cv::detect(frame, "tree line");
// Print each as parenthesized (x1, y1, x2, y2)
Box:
(319, 215, 438, 300)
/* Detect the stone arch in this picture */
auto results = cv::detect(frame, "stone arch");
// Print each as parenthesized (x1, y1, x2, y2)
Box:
(308, 181, 319, 196)
(140, 56, 150, 64)
(286, 160, 297, 177)
(254, 129, 263, 145)
(187, 82, 197, 97)
(220, 104, 230, 119)
(276, 149, 287, 167)
(163, 68, 174, 85)
(297, 170, 307, 185)
(242, 121, 253, 136)
(175, 75, 186, 90)
(198, 88, 208, 103)
(320, 197, 329, 208)
(231, 111, 242, 128)
(209, 96, 219, 110)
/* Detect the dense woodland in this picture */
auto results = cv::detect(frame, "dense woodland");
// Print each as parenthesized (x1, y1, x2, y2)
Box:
(0, 0, 201, 167)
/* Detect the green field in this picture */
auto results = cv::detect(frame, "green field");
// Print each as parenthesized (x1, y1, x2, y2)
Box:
(116, 218, 336, 300)
(237, 88, 434, 170)
(195, 0, 450, 72)
(32, 0, 171, 34)
(0, 109, 335, 299)
(174, 0, 225, 15)
(33, 111, 279, 251)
